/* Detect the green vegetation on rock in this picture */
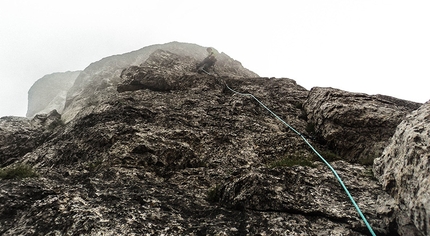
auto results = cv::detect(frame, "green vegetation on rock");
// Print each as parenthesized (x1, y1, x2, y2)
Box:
(0, 164, 38, 179)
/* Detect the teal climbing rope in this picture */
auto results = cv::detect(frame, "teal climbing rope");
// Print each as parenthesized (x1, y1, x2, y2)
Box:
(223, 81, 376, 236)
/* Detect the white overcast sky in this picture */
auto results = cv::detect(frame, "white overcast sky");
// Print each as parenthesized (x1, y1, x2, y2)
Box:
(1, 0, 429, 118)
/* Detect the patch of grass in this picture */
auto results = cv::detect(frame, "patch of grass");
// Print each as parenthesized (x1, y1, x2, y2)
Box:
(319, 150, 341, 162)
(206, 184, 222, 203)
(0, 164, 38, 180)
(268, 153, 316, 168)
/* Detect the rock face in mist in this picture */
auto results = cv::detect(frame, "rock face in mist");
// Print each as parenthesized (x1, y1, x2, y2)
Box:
(62, 41, 257, 123)
(304, 87, 421, 164)
(26, 71, 81, 117)
(2, 42, 428, 235)
(374, 101, 430, 236)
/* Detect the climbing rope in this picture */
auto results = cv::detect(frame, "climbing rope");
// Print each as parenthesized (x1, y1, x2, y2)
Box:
(221, 79, 376, 236)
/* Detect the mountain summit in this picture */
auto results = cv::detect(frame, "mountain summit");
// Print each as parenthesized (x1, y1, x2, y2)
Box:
(1, 42, 428, 235)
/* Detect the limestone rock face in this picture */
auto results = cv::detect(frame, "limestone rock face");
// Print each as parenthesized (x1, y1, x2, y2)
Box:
(303, 87, 421, 164)
(217, 162, 396, 235)
(374, 101, 430, 236)
(62, 42, 257, 123)
(0, 110, 62, 167)
(26, 71, 81, 117)
(1, 69, 390, 234)
(1, 42, 426, 235)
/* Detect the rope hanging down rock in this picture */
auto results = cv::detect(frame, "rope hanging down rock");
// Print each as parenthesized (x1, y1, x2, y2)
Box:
(208, 73, 377, 236)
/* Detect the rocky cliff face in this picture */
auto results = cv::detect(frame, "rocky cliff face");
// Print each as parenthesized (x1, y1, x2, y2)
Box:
(62, 41, 257, 123)
(0, 110, 62, 167)
(374, 101, 430, 236)
(1, 42, 428, 235)
(26, 71, 81, 117)
(304, 87, 420, 164)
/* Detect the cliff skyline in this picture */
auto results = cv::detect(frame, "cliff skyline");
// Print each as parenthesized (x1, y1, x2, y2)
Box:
(1, 1, 429, 118)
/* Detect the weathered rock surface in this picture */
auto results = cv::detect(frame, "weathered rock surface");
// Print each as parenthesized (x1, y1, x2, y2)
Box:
(1, 42, 427, 235)
(217, 162, 399, 235)
(304, 87, 421, 164)
(374, 101, 430, 236)
(62, 41, 257, 123)
(0, 110, 62, 167)
(26, 71, 81, 117)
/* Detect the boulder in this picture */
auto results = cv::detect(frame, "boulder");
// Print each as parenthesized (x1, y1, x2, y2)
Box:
(303, 87, 421, 164)
(374, 101, 430, 236)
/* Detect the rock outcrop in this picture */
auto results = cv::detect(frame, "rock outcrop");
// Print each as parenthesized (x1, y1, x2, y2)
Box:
(0, 110, 62, 167)
(26, 71, 81, 117)
(1, 42, 427, 235)
(62, 42, 257, 123)
(304, 87, 421, 164)
(374, 101, 430, 236)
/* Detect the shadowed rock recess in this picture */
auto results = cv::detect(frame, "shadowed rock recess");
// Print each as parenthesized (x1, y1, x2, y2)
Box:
(0, 42, 428, 235)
